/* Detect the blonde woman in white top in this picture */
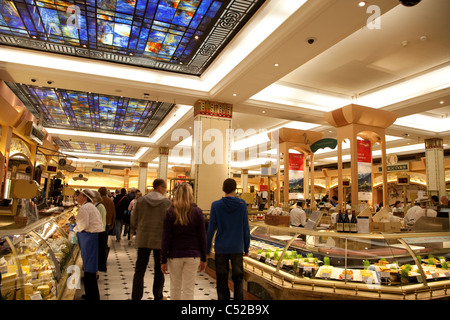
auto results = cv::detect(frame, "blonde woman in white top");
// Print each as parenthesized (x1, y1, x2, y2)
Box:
(74, 189, 104, 300)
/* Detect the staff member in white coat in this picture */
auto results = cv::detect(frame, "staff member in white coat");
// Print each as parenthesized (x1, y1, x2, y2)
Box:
(74, 189, 104, 300)
(290, 201, 307, 227)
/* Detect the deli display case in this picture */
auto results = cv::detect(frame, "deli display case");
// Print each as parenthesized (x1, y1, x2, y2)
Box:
(0, 207, 78, 300)
(240, 222, 450, 300)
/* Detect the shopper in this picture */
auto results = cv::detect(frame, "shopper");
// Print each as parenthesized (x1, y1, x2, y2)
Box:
(131, 179, 171, 300)
(113, 188, 130, 242)
(98, 187, 115, 271)
(128, 190, 142, 246)
(290, 201, 307, 227)
(74, 189, 104, 300)
(206, 178, 250, 300)
(160, 183, 206, 300)
(91, 190, 108, 273)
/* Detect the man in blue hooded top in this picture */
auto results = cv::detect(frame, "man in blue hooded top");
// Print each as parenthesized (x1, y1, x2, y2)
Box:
(207, 178, 250, 300)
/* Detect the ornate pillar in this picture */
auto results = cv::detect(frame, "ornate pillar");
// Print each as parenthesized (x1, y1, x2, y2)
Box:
(325, 104, 397, 212)
(0, 125, 13, 198)
(191, 100, 232, 210)
(138, 162, 148, 193)
(425, 138, 445, 197)
(241, 169, 248, 193)
(158, 147, 169, 183)
(123, 168, 130, 189)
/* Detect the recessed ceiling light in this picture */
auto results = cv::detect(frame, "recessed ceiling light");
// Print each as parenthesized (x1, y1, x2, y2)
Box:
(358, 1, 366, 7)
(274, 63, 279, 67)
(440, 100, 444, 104)
(194, 35, 199, 40)
(262, 110, 266, 114)
(233, 93, 237, 96)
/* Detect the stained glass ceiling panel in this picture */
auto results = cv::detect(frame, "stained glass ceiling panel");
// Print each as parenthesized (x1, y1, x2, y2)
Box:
(54, 138, 140, 156)
(6, 81, 174, 136)
(0, 0, 265, 75)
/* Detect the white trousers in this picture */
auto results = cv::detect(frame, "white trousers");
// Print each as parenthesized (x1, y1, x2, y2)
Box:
(167, 257, 200, 300)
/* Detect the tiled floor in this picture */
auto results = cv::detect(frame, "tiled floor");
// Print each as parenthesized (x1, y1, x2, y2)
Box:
(76, 236, 218, 300)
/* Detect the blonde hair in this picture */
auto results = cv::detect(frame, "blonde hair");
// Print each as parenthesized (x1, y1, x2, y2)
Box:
(173, 183, 194, 226)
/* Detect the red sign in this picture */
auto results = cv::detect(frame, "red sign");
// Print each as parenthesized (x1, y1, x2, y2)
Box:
(288, 153, 304, 171)
(357, 140, 372, 163)
(259, 185, 268, 191)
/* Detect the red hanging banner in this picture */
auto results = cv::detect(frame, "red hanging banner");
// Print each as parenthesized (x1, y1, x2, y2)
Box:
(288, 153, 304, 171)
(357, 140, 372, 163)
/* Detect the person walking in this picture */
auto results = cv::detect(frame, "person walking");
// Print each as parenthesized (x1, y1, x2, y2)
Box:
(160, 183, 206, 300)
(206, 178, 250, 300)
(73, 189, 104, 300)
(98, 187, 115, 271)
(113, 188, 130, 242)
(128, 190, 142, 246)
(131, 179, 171, 300)
(92, 190, 108, 273)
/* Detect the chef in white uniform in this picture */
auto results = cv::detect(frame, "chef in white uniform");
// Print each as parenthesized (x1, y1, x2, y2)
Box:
(290, 201, 307, 227)
(404, 198, 437, 226)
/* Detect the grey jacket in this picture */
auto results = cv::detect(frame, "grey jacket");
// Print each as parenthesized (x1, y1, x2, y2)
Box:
(130, 191, 171, 249)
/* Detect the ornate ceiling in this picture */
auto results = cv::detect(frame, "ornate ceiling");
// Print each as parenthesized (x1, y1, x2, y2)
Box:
(0, 0, 264, 75)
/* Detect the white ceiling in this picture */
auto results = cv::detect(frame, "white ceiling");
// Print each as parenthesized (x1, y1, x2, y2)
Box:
(0, 0, 449, 172)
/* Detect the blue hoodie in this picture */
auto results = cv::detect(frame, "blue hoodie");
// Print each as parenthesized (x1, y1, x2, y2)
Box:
(206, 196, 250, 254)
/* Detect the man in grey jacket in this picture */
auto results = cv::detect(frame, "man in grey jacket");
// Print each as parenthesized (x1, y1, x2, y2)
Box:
(131, 178, 171, 300)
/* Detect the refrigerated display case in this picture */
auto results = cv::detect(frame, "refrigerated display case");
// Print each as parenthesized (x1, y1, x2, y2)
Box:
(0, 208, 78, 300)
(239, 222, 450, 300)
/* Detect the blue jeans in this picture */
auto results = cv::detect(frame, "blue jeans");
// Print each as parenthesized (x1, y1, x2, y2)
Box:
(214, 253, 244, 300)
(132, 248, 165, 300)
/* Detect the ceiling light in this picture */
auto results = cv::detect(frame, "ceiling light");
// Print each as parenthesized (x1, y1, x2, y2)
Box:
(440, 100, 444, 104)
(233, 93, 237, 96)
(358, 2, 366, 7)
(261, 110, 266, 114)
(274, 63, 279, 67)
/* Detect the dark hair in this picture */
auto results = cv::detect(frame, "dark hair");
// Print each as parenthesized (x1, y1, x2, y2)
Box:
(153, 178, 166, 190)
(222, 178, 237, 194)
(431, 195, 439, 202)
(120, 188, 127, 195)
(98, 187, 107, 197)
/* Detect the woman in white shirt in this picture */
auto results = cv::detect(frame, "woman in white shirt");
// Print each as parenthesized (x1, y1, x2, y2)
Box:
(74, 189, 104, 300)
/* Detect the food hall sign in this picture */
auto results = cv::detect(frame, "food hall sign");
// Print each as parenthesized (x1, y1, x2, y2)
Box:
(377, 163, 409, 173)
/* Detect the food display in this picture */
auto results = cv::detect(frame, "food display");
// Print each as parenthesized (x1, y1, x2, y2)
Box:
(0, 208, 78, 300)
(242, 222, 450, 299)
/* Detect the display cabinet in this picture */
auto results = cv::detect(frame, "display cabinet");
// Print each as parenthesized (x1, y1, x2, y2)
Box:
(0, 208, 78, 300)
(243, 222, 450, 300)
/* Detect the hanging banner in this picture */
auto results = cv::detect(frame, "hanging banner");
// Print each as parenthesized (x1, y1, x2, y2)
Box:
(357, 140, 372, 201)
(288, 152, 304, 197)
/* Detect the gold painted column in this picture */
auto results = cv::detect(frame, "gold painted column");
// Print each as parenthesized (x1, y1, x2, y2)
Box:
(138, 162, 148, 193)
(123, 168, 130, 189)
(268, 128, 323, 210)
(0, 125, 13, 198)
(158, 147, 169, 183)
(425, 138, 445, 197)
(241, 169, 248, 193)
(191, 100, 232, 210)
(325, 104, 397, 213)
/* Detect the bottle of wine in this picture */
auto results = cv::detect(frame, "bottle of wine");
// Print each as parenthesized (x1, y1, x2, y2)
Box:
(336, 210, 344, 232)
(350, 210, 358, 233)
(343, 211, 350, 232)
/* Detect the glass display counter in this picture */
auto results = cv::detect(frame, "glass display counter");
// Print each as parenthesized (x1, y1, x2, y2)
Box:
(242, 222, 450, 300)
(0, 207, 78, 300)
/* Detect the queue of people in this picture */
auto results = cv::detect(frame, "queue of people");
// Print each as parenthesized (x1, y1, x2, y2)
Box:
(71, 178, 250, 301)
